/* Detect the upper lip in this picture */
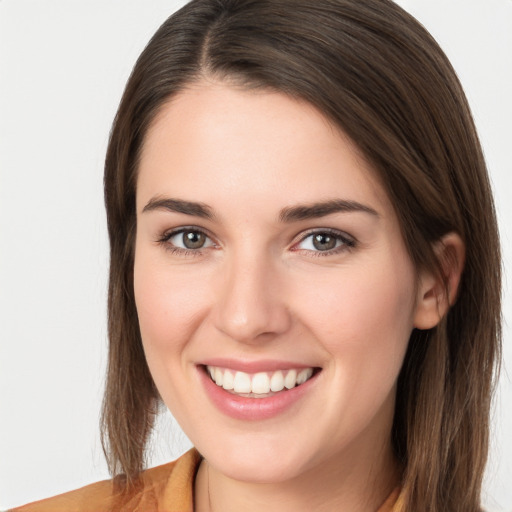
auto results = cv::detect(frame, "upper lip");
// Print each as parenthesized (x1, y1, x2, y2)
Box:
(199, 358, 319, 373)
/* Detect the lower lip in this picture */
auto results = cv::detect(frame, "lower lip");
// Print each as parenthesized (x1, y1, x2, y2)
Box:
(198, 366, 319, 421)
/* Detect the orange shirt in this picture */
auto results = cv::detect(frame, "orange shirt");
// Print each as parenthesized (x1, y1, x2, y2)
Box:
(10, 449, 401, 511)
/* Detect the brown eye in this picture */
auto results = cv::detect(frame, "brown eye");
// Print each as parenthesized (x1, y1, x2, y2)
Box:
(182, 231, 206, 249)
(312, 233, 337, 251)
(165, 229, 214, 251)
(295, 230, 355, 254)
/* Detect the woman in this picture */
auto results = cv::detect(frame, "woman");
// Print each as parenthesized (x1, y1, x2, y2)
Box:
(11, 0, 501, 511)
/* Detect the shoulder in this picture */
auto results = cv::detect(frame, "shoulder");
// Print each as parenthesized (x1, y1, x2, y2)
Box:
(9, 449, 201, 512)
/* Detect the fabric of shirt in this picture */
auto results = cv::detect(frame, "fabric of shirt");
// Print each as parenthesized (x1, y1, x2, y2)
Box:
(10, 448, 402, 511)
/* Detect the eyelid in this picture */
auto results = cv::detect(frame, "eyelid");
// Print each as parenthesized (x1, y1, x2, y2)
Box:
(291, 228, 356, 254)
(157, 226, 217, 253)
(156, 225, 355, 256)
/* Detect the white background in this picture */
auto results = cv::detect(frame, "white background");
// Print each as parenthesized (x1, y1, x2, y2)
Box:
(0, 1, 510, 510)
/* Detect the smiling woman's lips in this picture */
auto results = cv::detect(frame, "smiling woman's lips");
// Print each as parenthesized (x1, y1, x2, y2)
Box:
(197, 364, 321, 420)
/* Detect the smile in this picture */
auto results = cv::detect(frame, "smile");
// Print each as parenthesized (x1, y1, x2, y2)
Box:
(206, 365, 315, 397)
(198, 361, 322, 420)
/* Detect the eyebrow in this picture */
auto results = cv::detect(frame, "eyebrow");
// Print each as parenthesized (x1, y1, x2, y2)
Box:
(279, 199, 379, 222)
(141, 196, 378, 222)
(142, 197, 214, 219)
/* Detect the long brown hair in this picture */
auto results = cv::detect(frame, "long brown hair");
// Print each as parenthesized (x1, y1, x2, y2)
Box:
(101, 1, 502, 510)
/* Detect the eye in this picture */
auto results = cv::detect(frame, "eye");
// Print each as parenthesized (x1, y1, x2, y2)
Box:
(160, 228, 215, 252)
(294, 229, 355, 254)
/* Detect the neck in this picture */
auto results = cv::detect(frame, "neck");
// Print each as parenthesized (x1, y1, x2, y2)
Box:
(194, 436, 400, 512)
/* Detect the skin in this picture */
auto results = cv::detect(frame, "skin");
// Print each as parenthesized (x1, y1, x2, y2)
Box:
(134, 80, 461, 511)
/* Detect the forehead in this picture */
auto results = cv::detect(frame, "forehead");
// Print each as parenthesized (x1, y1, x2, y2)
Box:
(137, 80, 391, 219)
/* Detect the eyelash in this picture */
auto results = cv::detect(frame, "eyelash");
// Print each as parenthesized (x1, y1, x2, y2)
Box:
(156, 227, 356, 257)
(156, 227, 215, 257)
(292, 228, 356, 257)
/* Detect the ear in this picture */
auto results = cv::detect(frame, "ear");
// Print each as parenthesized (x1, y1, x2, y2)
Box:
(413, 232, 465, 330)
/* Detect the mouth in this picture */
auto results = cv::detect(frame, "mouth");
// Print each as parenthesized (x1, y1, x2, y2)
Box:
(198, 362, 322, 420)
(203, 364, 320, 398)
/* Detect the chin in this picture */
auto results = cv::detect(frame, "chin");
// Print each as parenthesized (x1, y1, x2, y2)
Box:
(213, 454, 305, 484)
(196, 432, 319, 484)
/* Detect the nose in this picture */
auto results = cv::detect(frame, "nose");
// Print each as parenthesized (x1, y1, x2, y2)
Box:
(211, 252, 292, 344)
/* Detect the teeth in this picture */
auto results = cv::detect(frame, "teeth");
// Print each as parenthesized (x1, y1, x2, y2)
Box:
(251, 372, 270, 394)
(222, 370, 234, 390)
(233, 371, 252, 393)
(206, 365, 316, 395)
(214, 367, 223, 386)
(284, 369, 297, 389)
(297, 368, 313, 385)
(270, 371, 284, 392)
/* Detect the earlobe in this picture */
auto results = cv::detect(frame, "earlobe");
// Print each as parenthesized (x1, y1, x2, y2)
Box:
(413, 232, 465, 330)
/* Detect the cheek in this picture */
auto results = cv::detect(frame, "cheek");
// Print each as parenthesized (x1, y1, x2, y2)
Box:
(133, 249, 210, 359)
(292, 254, 416, 384)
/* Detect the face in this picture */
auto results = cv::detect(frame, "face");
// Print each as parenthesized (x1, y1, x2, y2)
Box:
(134, 81, 422, 484)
